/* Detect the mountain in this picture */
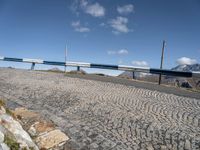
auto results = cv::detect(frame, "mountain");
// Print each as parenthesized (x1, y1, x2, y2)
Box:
(171, 64, 200, 72)
(118, 71, 150, 79)
(170, 64, 200, 89)
(48, 67, 61, 71)
(118, 64, 200, 90)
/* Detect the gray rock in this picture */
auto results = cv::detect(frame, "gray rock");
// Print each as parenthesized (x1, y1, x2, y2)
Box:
(0, 114, 38, 150)
(0, 131, 4, 143)
(185, 139, 191, 150)
(0, 143, 10, 150)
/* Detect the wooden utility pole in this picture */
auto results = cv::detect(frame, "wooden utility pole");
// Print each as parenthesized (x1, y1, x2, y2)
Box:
(65, 44, 67, 72)
(158, 40, 166, 85)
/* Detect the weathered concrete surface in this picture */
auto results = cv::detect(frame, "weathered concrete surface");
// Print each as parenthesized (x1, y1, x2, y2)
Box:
(0, 68, 200, 150)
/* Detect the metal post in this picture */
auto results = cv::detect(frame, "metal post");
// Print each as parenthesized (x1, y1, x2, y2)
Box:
(158, 40, 166, 85)
(31, 63, 35, 70)
(132, 71, 135, 79)
(77, 66, 80, 71)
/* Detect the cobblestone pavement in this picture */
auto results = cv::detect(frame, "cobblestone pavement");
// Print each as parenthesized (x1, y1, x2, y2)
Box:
(0, 68, 200, 150)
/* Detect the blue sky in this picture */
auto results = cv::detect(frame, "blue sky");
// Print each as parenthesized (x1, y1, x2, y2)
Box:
(0, 0, 200, 75)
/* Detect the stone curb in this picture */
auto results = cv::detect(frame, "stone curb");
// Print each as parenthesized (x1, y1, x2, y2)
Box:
(13, 107, 70, 150)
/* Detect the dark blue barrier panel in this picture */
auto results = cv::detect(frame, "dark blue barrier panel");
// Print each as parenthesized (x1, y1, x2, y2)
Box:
(150, 68, 192, 77)
(91, 64, 119, 70)
(4, 57, 23, 62)
(43, 61, 65, 66)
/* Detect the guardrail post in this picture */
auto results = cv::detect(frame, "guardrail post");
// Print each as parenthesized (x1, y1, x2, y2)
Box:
(132, 71, 135, 79)
(31, 63, 35, 70)
(77, 66, 80, 71)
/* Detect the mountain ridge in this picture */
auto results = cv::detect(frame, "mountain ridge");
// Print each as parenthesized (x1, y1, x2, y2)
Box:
(171, 64, 200, 72)
(118, 64, 200, 90)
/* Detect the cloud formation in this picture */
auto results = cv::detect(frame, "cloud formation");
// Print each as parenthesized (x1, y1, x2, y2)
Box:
(132, 61, 149, 67)
(117, 4, 134, 14)
(80, 0, 105, 17)
(71, 21, 90, 32)
(85, 3, 105, 17)
(118, 49, 128, 54)
(107, 49, 129, 55)
(176, 57, 197, 65)
(109, 17, 131, 34)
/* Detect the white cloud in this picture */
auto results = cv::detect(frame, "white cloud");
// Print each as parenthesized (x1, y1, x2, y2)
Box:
(109, 17, 131, 34)
(85, 3, 105, 17)
(107, 49, 129, 55)
(132, 61, 149, 67)
(71, 21, 80, 27)
(71, 0, 105, 17)
(117, 4, 134, 14)
(176, 57, 197, 65)
(71, 21, 90, 32)
(118, 49, 128, 54)
(107, 50, 116, 55)
(80, 0, 105, 17)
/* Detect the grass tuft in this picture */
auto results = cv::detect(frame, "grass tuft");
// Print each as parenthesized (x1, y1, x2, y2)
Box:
(0, 99, 5, 107)
(4, 135, 20, 150)
(6, 108, 16, 118)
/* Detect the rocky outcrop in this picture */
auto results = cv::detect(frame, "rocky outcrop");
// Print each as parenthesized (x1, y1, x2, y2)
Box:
(0, 101, 38, 150)
(0, 100, 69, 150)
(13, 107, 69, 150)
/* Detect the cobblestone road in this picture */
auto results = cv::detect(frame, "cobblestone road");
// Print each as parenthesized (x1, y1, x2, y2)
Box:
(0, 68, 200, 150)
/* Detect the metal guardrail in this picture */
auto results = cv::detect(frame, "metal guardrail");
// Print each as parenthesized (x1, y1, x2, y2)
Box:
(0, 56, 200, 78)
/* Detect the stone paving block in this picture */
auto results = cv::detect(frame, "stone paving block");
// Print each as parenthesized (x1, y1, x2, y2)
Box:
(13, 107, 40, 130)
(1, 68, 200, 150)
(13, 107, 39, 119)
(35, 129, 69, 149)
(29, 121, 55, 136)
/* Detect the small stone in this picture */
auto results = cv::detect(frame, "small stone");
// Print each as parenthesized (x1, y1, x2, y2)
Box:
(147, 144, 154, 150)
(0, 131, 4, 143)
(69, 127, 79, 135)
(90, 143, 99, 149)
(82, 137, 92, 145)
(65, 140, 80, 150)
(185, 139, 191, 150)
(28, 126, 37, 137)
(93, 134, 105, 144)
(160, 145, 167, 150)
(0, 106, 6, 114)
(101, 140, 116, 149)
